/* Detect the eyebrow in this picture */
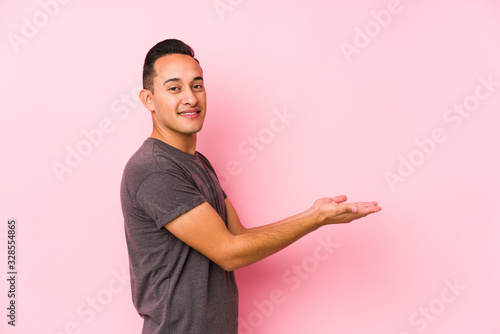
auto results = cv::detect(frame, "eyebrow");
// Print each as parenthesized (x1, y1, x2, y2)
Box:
(163, 76, 204, 85)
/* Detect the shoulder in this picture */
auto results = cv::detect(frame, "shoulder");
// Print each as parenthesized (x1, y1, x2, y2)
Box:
(124, 138, 185, 174)
(123, 139, 208, 189)
(195, 151, 217, 173)
(121, 139, 181, 192)
(124, 139, 158, 176)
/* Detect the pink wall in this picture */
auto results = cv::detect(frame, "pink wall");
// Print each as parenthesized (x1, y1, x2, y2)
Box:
(1, 0, 499, 333)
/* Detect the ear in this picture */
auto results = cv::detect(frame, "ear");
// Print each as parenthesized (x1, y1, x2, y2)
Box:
(139, 89, 155, 112)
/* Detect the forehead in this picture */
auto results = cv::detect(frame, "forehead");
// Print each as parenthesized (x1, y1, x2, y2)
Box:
(153, 54, 202, 81)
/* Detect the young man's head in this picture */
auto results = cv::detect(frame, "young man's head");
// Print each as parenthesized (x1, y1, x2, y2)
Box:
(142, 39, 199, 92)
(139, 39, 206, 150)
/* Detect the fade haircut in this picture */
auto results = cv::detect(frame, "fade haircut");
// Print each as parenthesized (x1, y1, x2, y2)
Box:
(142, 39, 199, 92)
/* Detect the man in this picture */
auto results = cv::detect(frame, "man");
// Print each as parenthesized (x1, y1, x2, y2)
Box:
(120, 39, 381, 334)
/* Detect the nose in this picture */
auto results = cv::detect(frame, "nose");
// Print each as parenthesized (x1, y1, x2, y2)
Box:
(182, 87, 198, 106)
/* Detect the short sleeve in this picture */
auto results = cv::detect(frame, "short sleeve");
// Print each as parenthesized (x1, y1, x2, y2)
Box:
(196, 151, 227, 200)
(134, 170, 206, 229)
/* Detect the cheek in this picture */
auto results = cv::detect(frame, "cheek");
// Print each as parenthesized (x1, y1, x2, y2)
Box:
(197, 93, 207, 106)
(155, 96, 178, 112)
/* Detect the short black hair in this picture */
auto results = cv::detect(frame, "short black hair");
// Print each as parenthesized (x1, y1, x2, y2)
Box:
(142, 39, 199, 92)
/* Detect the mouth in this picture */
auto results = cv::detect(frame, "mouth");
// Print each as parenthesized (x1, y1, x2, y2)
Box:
(178, 109, 201, 118)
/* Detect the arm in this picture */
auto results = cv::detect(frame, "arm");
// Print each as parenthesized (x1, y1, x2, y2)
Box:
(226, 195, 378, 234)
(225, 197, 316, 235)
(164, 195, 381, 271)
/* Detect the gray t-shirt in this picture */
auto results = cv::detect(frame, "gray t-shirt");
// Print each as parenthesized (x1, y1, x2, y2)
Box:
(120, 137, 238, 334)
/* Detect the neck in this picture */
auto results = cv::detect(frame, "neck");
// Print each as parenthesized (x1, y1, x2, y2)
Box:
(151, 126, 197, 155)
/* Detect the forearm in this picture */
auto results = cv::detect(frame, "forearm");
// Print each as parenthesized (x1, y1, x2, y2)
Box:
(243, 208, 315, 234)
(168, 197, 380, 272)
(223, 210, 321, 271)
(226, 196, 315, 236)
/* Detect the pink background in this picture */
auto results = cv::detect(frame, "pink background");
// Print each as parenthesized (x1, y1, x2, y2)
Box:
(1, 0, 499, 333)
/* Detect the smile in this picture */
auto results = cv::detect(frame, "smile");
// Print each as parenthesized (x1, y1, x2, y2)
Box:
(178, 109, 201, 118)
(178, 109, 200, 115)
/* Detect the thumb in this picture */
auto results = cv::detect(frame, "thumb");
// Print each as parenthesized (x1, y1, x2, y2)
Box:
(331, 195, 347, 203)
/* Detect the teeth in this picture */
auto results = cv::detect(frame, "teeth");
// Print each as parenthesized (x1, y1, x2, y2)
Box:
(181, 112, 197, 115)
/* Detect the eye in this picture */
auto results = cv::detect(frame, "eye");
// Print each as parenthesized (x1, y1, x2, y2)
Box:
(193, 84, 203, 90)
(168, 86, 180, 92)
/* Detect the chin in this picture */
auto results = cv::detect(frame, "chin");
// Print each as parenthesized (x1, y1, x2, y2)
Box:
(184, 125, 203, 135)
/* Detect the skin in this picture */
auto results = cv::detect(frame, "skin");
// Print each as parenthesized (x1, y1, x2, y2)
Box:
(139, 53, 382, 271)
(140, 53, 206, 154)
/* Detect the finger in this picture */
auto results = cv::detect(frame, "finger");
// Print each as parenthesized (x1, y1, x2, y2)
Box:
(331, 195, 347, 204)
(334, 204, 357, 214)
(346, 201, 379, 207)
(346, 204, 381, 217)
(357, 204, 382, 213)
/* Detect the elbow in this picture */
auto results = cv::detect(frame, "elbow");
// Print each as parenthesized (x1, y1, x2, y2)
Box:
(212, 234, 254, 271)
(217, 257, 244, 272)
(220, 263, 237, 272)
(215, 246, 248, 272)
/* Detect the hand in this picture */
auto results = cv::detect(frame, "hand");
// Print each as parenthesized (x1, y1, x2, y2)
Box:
(312, 195, 382, 225)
